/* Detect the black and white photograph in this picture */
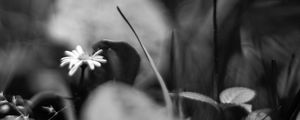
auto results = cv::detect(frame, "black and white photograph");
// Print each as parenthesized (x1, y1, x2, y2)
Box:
(0, 0, 300, 120)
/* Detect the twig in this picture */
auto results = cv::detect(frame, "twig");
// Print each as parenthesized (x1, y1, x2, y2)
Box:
(29, 91, 72, 109)
(48, 106, 68, 120)
(213, 0, 219, 100)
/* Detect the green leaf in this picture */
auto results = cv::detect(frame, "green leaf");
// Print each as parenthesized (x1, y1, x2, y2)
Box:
(239, 103, 252, 113)
(177, 92, 219, 109)
(245, 109, 272, 120)
(220, 87, 256, 104)
(92, 40, 140, 85)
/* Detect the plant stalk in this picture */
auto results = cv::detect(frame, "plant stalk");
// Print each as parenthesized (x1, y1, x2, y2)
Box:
(116, 6, 173, 115)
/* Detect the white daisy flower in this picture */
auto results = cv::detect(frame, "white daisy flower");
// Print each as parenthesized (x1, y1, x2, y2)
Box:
(60, 45, 107, 76)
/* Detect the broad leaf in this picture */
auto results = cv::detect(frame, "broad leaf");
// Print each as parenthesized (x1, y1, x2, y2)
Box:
(245, 109, 272, 120)
(91, 40, 140, 85)
(177, 92, 219, 109)
(220, 87, 256, 104)
(239, 103, 252, 113)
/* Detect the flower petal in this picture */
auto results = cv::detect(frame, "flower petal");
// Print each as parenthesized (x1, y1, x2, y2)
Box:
(68, 62, 75, 69)
(61, 58, 78, 67)
(92, 58, 105, 61)
(68, 68, 76, 76)
(68, 61, 82, 76)
(60, 61, 70, 67)
(61, 56, 76, 59)
(72, 50, 80, 57)
(61, 57, 75, 61)
(94, 58, 107, 63)
(61, 59, 78, 68)
(65, 51, 76, 57)
(61, 58, 73, 63)
(92, 55, 104, 59)
(87, 60, 95, 70)
(68, 59, 80, 69)
(93, 56, 104, 59)
(92, 49, 103, 56)
(91, 61, 101, 67)
(76, 45, 84, 54)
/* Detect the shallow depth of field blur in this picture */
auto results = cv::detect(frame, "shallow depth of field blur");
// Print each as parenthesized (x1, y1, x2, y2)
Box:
(1, 0, 300, 120)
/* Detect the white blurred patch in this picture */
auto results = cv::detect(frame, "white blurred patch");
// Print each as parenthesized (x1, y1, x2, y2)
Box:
(81, 82, 175, 120)
(46, 0, 171, 83)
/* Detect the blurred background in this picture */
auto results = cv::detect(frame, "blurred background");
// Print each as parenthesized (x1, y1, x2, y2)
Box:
(1, 0, 300, 120)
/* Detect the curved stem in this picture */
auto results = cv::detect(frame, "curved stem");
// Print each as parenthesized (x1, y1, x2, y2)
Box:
(116, 6, 173, 115)
(72, 65, 87, 116)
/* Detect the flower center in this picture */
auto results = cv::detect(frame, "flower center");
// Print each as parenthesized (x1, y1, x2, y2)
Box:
(78, 54, 90, 61)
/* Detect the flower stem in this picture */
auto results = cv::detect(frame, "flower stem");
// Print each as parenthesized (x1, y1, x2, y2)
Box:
(79, 66, 86, 86)
(74, 65, 87, 115)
